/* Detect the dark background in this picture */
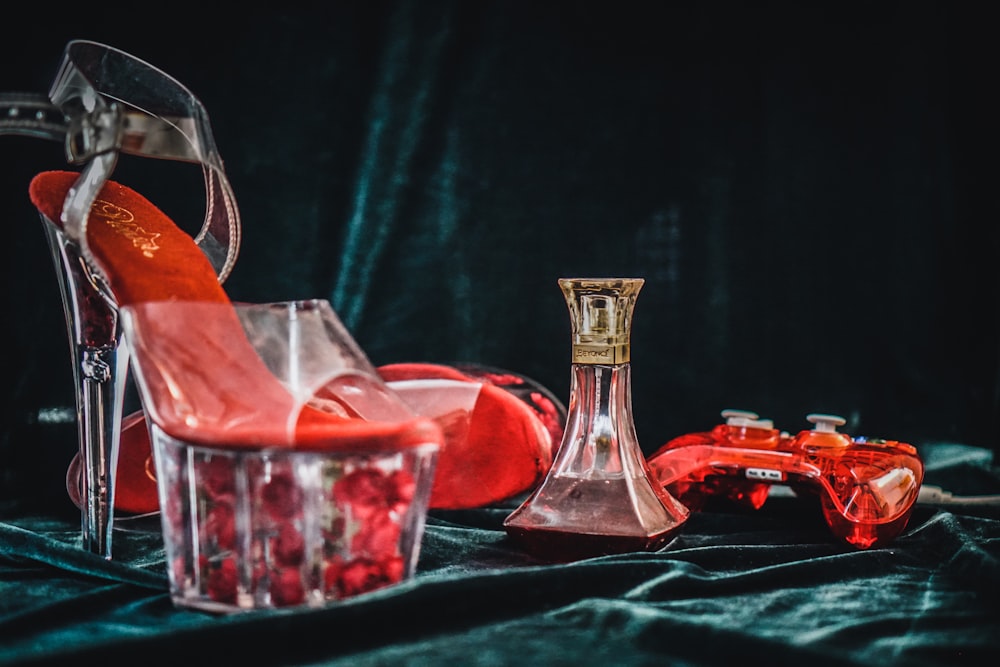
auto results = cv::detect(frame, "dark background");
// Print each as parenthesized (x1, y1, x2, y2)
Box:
(2, 1, 997, 508)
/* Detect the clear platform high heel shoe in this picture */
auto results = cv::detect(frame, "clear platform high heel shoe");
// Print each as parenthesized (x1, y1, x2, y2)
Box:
(2, 43, 446, 611)
(0, 40, 240, 558)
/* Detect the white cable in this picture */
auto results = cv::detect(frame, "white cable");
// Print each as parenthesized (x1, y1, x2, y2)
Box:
(917, 484, 1000, 506)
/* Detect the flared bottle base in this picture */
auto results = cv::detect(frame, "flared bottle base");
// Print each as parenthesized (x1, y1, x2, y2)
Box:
(503, 470, 690, 562)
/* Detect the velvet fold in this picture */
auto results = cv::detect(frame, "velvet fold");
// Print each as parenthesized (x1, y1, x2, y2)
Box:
(1, 442, 997, 666)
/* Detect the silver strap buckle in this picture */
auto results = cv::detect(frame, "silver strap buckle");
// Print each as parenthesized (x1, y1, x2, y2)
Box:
(65, 102, 123, 163)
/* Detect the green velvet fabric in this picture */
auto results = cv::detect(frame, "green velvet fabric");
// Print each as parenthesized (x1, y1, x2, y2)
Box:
(1, 443, 998, 665)
(1, 1, 998, 664)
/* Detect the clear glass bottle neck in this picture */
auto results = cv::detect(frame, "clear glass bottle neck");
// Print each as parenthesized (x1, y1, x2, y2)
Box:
(550, 362, 645, 480)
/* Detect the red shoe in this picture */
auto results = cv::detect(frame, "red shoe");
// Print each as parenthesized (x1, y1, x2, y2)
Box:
(379, 363, 562, 509)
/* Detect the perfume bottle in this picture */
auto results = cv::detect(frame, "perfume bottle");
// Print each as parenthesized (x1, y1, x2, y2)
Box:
(503, 278, 688, 561)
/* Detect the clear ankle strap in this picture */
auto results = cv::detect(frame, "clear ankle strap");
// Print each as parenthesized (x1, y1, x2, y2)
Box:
(0, 39, 240, 286)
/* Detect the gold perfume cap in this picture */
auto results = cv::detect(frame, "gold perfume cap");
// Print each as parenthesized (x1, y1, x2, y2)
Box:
(559, 277, 643, 365)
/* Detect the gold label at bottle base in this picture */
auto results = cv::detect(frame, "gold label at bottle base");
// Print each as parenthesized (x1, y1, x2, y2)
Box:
(571, 343, 630, 365)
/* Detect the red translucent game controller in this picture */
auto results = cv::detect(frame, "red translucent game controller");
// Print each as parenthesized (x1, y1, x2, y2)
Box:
(646, 409, 925, 549)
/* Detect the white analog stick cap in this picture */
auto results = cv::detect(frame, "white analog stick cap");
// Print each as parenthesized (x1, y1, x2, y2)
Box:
(721, 409, 772, 429)
(722, 409, 758, 422)
(806, 413, 846, 432)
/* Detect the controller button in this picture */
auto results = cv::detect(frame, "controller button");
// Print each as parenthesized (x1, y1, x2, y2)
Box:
(722, 409, 759, 423)
(798, 413, 852, 448)
(721, 409, 774, 430)
(806, 413, 847, 432)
